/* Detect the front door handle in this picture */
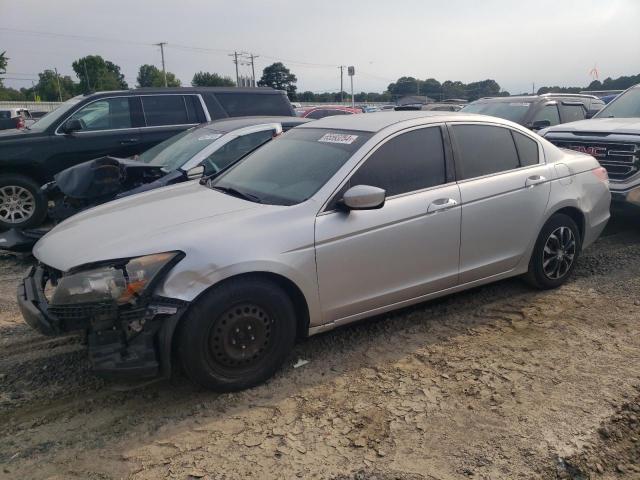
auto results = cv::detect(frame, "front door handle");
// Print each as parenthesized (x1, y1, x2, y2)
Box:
(428, 198, 458, 213)
(119, 138, 139, 145)
(525, 175, 546, 187)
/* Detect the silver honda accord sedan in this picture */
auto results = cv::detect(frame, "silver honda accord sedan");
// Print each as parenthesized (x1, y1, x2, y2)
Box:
(19, 111, 611, 391)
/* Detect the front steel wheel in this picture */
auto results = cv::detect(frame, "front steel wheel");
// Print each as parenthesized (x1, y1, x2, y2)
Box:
(178, 277, 297, 391)
(525, 213, 581, 289)
(207, 303, 274, 370)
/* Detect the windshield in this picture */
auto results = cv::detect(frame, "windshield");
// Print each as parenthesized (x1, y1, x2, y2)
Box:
(461, 101, 532, 122)
(27, 95, 83, 131)
(209, 128, 372, 205)
(138, 127, 224, 171)
(595, 87, 640, 118)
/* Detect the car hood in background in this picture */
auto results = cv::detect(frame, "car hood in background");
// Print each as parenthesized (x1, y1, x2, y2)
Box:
(543, 117, 640, 135)
(0, 128, 45, 139)
(33, 181, 265, 271)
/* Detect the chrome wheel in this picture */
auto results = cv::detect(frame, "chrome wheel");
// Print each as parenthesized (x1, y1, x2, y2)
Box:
(542, 226, 576, 280)
(208, 303, 273, 369)
(0, 185, 36, 224)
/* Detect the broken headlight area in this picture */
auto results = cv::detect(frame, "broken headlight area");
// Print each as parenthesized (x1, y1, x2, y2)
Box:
(27, 252, 186, 377)
(49, 252, 181, 307)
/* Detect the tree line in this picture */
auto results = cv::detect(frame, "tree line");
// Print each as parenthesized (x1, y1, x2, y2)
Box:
(0, 52, 237, 101)
(1, 50, 638, 104)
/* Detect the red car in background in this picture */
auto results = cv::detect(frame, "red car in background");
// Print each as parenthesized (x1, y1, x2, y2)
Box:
(300, 106, 362, 119)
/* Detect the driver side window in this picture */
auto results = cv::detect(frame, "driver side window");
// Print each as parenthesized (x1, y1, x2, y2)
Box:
(327, 126, 447, 210)
(66, 97, 132, 131)
(202, 129, 274, 175)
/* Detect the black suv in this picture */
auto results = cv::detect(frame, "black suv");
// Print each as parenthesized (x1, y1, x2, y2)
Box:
(0, 87, 294, 229)
(461, 94, 605, 131)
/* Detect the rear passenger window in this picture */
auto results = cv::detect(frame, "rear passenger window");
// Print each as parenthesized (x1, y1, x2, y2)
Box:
(533, 104, 561, 126)
(142, 95, 196, 126)
(561, 104, 586, 123)
(215, 93, 292, 117)
(350, 127, 446, 196)
(453, 125, 519, 179)
(512, 131, 539, 167)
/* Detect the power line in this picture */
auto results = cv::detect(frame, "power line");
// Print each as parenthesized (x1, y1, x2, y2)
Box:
(0, 26, 342, 72)
(0, 27, 150, 47)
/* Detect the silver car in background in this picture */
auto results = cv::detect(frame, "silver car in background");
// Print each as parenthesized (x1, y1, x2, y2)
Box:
(19, 111, 611, 391)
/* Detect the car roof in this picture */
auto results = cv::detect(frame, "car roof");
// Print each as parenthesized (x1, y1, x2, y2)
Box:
(84, 87, 287, 97)
(471, 94, 598, 104)
(304, 106, 357, 111)
(195, 116, 312, 133)
(297, 110, 506, 133)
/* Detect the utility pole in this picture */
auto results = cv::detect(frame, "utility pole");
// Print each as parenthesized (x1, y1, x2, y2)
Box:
(532, 82, 535, 95)
(339, 66, 345, 103)
(54, 68, 63, 101)
(246, 53, 259, 87)
(229, 52, 240, 87)
(155, 42, 168, 87)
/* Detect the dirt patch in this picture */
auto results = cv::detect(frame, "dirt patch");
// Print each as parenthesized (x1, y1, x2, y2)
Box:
(1, 218, 640, 479)
(557, 386, 640, 479)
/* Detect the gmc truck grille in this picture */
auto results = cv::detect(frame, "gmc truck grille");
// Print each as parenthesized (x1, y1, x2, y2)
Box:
(553, 141, 640, 180)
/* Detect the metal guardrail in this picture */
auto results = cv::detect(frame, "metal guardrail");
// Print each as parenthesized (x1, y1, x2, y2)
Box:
(0, 101, 62, 112)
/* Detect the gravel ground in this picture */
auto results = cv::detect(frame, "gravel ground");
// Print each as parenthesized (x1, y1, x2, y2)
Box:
(1, 215, 640, 479)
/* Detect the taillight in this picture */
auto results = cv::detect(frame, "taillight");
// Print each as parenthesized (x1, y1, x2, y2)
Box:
(16, 117, 25, 129)
(592, 166, 609, 184)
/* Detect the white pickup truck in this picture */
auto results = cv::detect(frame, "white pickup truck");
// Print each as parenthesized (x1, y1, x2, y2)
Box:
(0, 108, 37, 130)
(541, 84, 640, 210)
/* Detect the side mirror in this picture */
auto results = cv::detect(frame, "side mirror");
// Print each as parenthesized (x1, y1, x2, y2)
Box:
(531, 120, 551, 130)
(341, 185, 386, 211)
(62, 118, 83, 134)
(186, 165, 205, 180)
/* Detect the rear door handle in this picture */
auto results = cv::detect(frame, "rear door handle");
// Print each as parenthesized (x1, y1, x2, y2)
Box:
(119, 138, 139, 145)
(525, 175, 546, 187)
(428, 198, 458, 213)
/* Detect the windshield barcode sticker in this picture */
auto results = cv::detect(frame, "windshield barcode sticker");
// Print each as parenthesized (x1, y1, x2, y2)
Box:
(318, 133, 358, 144)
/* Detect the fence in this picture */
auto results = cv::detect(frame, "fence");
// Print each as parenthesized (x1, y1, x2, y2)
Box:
(0, 101, 62, 112)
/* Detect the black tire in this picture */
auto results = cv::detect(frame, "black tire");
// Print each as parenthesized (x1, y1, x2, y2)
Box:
(525, 213, 582, 290)
(0, 174, 47, 229)
(178, 277, 297, 392)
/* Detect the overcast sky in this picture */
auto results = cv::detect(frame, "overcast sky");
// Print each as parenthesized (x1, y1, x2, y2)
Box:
(1, 0, 639, 95)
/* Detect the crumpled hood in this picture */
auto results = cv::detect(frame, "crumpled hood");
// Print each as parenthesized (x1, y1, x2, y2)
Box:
(33, 181, 264, 271)
(543, 117, 640, 135)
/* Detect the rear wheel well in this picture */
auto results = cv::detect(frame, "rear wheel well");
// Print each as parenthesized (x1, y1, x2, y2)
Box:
(551, 207, 585, 248)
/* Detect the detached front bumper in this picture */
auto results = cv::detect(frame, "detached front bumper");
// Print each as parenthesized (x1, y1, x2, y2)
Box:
(18, 266, 189, 378)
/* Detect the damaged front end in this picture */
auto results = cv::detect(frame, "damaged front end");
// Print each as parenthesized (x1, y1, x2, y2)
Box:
(17, 252, 188, 378)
